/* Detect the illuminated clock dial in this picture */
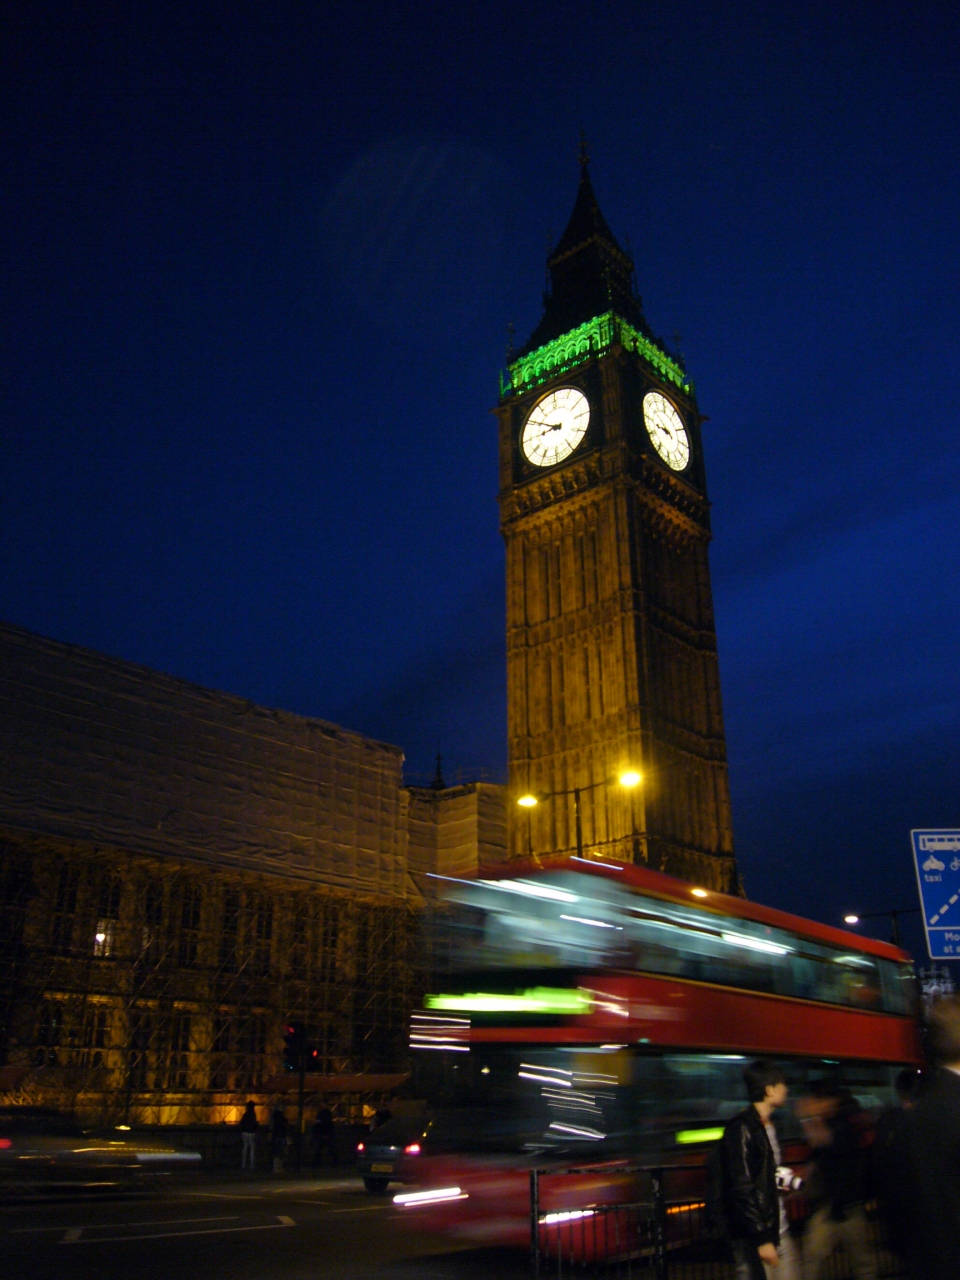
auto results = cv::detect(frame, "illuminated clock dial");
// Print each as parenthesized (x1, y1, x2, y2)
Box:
(643, 391, 690, 471)
(521, 387, 590, 467)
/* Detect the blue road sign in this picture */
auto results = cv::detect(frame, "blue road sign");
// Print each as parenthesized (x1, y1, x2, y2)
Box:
(912, 829, 960, 959)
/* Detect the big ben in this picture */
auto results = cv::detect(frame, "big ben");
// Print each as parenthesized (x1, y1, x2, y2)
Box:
(497, 157, 737, 893)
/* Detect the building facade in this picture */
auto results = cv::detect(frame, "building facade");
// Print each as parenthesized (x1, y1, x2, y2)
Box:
(0, 621, 504, 1123)
(497, 161, 737, 892)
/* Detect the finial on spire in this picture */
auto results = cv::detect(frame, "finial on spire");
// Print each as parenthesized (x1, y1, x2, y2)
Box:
(431, 752, 446, 790)
(578, 129, 590, 171)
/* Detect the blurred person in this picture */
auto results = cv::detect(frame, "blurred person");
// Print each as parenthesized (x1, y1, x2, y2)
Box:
(872, 1068, 921, 1264)
(311, 1106, 337, 1167)
(269, 1106, 288, 1173)
(239, 1100, 259, 1170)
(890, 997, 960, 1280)
(719, 1059, 801, 1279)
(798, 1081, 875, 1280)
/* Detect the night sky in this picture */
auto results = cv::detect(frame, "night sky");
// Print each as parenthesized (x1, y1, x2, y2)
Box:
(4, 2, 959, 961)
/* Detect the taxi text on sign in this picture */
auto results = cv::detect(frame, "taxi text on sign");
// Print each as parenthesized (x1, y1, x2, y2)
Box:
(911, 829, 960, 960)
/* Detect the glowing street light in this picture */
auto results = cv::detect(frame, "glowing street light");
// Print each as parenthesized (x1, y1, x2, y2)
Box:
(516, 771, 642, 860)
(844, 914, 860, 925)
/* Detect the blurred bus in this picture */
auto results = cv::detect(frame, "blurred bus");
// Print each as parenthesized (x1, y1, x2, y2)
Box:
(393, 856, 921, 1244)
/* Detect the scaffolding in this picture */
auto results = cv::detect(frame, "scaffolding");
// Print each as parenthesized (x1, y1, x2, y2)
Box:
(0, 832, 422, 1126)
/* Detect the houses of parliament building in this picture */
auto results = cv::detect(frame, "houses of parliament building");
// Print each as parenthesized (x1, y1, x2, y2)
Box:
(0, 158, 736, 1124)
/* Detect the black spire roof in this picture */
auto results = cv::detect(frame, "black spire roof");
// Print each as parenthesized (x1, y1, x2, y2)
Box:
(517, 160, 653, 358)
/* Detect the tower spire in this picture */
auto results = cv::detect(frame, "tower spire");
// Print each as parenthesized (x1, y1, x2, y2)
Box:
(515, 147, 652, 357)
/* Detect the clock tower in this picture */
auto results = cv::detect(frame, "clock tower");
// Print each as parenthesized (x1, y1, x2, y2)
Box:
(497, 159, 737, 892)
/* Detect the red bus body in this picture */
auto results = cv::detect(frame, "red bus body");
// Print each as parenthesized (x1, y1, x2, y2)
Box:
(394, 858, 922, 1247)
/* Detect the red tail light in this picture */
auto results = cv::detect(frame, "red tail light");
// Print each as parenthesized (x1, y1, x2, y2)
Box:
(0, 1139, 10, 1150)
(403, 1143, 421, 1155)
(357, 1142, 365, 1153)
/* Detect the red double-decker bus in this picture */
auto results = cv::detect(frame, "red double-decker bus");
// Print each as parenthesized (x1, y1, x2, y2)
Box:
(392, 856, 922, 1244)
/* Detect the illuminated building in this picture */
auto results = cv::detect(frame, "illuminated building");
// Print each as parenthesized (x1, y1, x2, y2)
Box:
(496, 157, 737, 890)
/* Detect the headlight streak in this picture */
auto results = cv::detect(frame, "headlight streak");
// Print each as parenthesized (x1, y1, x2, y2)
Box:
(409, 1012, 470, 1052)
(519, 1071, 572, 1086)
(541, 1209, 597, 1224)
(393, 1186, 468, 1207)
(548, 1122, 606, 1140)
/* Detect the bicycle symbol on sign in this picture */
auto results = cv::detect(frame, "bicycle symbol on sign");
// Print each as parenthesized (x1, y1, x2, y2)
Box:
(951, 858, 960, 871)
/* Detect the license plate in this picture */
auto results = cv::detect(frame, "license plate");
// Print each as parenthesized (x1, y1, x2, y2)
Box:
(371, 1163, 393, 1173)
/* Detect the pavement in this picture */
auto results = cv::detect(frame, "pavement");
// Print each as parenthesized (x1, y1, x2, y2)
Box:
(0, 1169, 531, 1280)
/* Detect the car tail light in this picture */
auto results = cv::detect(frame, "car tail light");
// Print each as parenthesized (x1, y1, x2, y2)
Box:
(403, 1143, 421, 1155)
(0, 1139, 10, 1150)
(356, 1142, 365, 1153)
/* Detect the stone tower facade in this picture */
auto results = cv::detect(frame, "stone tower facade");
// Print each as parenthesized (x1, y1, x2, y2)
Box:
(496, 162, 737, 892)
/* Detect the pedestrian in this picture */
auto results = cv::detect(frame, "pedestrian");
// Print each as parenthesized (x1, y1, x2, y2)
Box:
(888, 996, 960, 1280)
(797, 1080, 875, 1280)
(239, 1101, 259, 1170)
(718, 1059, 801, 1280)
(872, 1066, 920, 1238)
(311, 1106, 337, 1167)
(270, 1106, 289, 1174)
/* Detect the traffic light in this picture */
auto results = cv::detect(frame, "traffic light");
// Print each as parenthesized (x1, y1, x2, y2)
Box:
(283, 1021, 307, 1071)
(306, 1044, 321, 1071)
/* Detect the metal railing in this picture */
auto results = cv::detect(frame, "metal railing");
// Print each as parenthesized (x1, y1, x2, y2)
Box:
(529, 1163, 906, 1279)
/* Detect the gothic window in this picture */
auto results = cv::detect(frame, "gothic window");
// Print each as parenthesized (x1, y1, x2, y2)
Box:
(93, 920, 116, 957)
(50, 864, 79, 956)
(219, 888, 241, 972)
(235, 1014, 267, 1089)
(251, 897, 272, 976)
(319, 902, 338, 985)
(128, 1012, 153, 1090)
(178, 883, 202, 968)
(160, 1012, 191, 1090)
(209, 1015, 232, 1090)
(289, 903, 308, 977)
(78, 1006, 110, 1067)
(140, 878, 164, 964)
(34, 1001, 63, 1065)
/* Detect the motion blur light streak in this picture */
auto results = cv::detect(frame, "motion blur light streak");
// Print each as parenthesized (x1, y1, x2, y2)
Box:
(548, 1122, 605, 1140)
(675, 1127, 724, 1144)
(720, 932, 790, 955)
(542, 1210, 596, 1225)
(478, 879, 579, 903)
(426, 988, 592, 1014)
(394, 1187, 467, 1207)
(559, 914, 622, 929)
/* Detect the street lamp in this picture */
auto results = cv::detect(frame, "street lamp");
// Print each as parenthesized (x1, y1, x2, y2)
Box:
(842, 907, 920, 947)
(516, 771, 642, 861)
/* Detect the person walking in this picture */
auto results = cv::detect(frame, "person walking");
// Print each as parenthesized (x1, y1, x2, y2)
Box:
(797, 1081, 875, 1280)
(269, 1106, 289, 1174)
(239, 1101, 259, 1170)
(889, 996, 960, 1280)
(719, 1059, 801, 1280)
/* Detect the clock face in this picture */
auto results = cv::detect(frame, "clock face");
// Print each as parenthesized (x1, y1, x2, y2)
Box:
(521, 387, 591, 467)
(643, 391, 690, 471)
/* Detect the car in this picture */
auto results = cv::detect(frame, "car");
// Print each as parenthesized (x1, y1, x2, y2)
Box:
(356, 1115, 429, 1193)
(0, 1108, 200, 1198)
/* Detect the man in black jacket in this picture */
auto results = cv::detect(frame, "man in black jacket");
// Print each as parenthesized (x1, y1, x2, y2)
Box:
(721, 1059, 799, 1279)
(889, 996, 960, 1280)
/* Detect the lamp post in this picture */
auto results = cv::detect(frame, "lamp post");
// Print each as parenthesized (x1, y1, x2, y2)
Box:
(517, 770, 642, 861)
(842, 907, 921, 948)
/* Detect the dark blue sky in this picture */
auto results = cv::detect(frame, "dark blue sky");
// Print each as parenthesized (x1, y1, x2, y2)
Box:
(3, 1, 959, 958)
